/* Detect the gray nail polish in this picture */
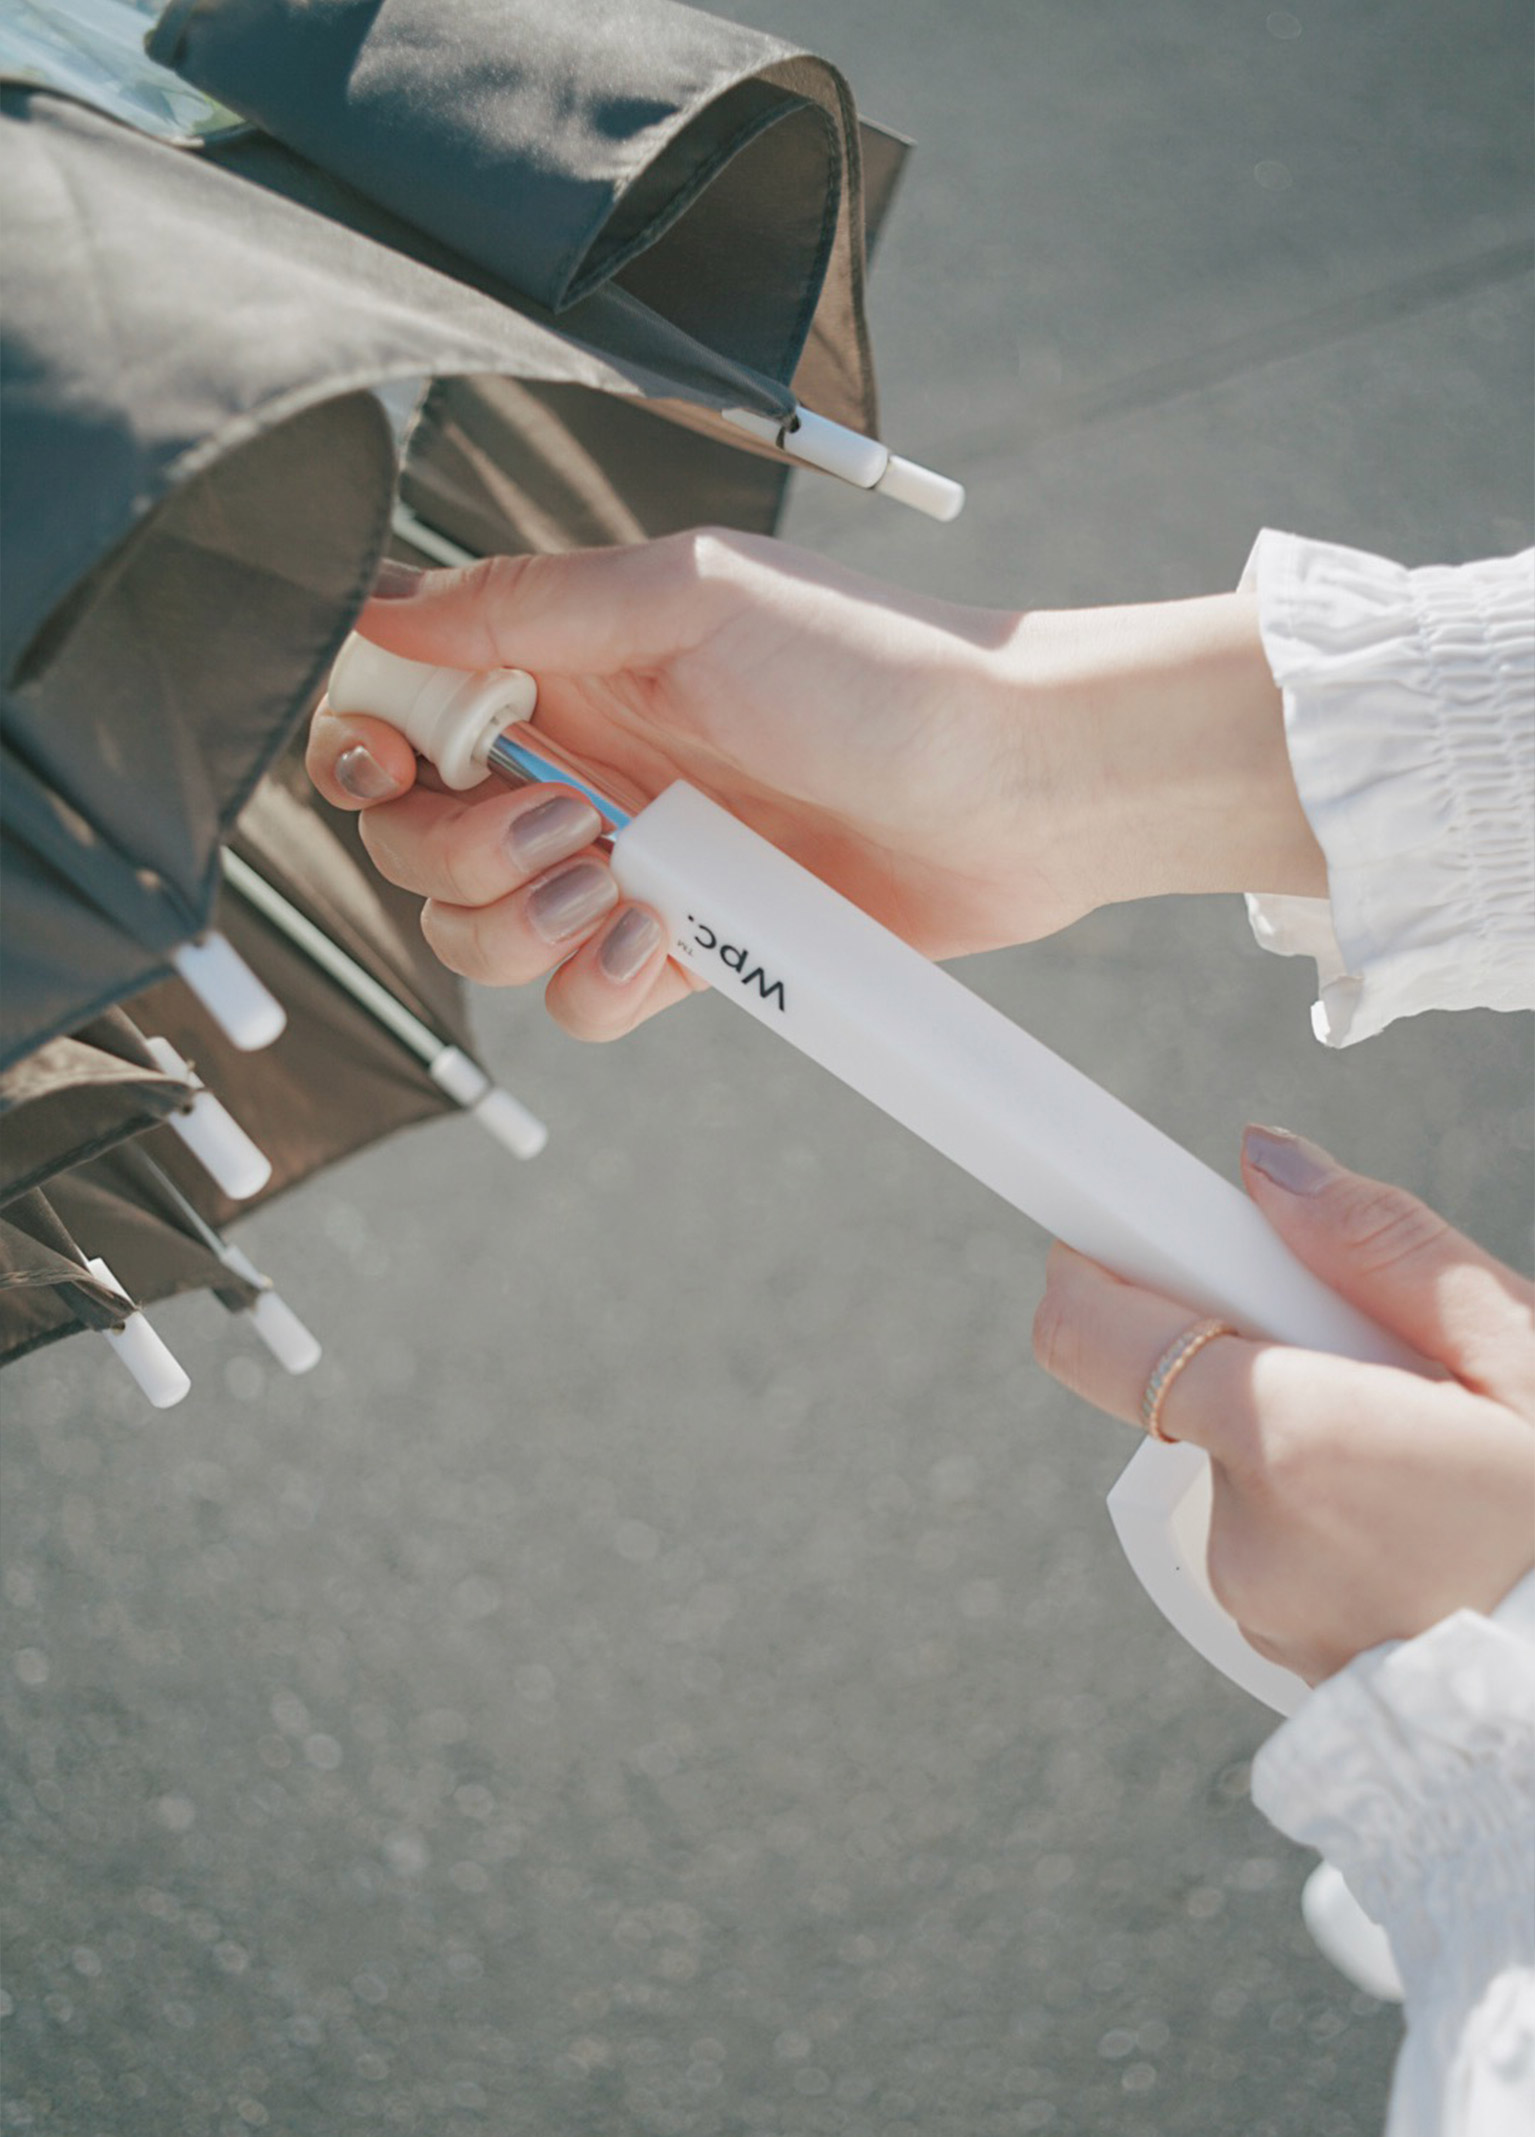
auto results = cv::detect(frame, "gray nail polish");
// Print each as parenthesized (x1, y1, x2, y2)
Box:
(527, 863, 617, 943)
(370, 558, 426, 600)
(508, 794, 601, 874)
(335, 744, 400, 801)
(598, 908, 663, 983)
(1244, 1124, 1335, 1195)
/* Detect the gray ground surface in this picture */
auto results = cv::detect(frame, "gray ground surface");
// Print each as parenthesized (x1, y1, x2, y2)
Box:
(3, 4, 1531, 2134)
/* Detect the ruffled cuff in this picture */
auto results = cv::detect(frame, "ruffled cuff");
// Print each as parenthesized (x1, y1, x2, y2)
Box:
(1241, 530, 1535, 1046)
(1250, 1574, 1535, 2009)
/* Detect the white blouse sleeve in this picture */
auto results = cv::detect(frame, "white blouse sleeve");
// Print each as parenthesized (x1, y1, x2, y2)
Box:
(1241, 531, 1535, 1047)
(1250, 1573, 1535, 2137)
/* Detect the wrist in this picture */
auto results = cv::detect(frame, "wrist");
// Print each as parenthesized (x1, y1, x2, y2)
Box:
(1005, 589, 1328, 918)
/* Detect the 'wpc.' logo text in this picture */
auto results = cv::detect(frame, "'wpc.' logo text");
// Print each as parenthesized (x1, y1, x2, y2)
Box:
(686, 918, 786, 1011)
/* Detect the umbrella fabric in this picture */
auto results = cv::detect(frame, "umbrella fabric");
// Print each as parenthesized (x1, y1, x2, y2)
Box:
(124, 750, 483, 1233)
(0, 84, 804, 1060)
(0, 4, 909, 1376)
(44, 1141, 261, 1316)
(0, 1187, 129, 1365)
(149, 0, 878, 425)
(0, 1009, 193, 1205)
(397, 121, 911, 560)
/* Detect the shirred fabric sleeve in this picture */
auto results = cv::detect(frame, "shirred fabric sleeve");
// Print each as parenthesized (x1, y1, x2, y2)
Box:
(1250, 1573, 1535, 2137)
(1240, 531, 1535, 1046)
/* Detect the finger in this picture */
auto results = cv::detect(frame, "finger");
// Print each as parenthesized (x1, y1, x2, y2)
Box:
(352, 534, 741, 679)
(422, 856, 622, 986)
(306, 703, 419, 809)
(359, 781, 603, 907)
(1032, 1244, 1262, 1460)
(545, 905, 699, 1042)
(1241, 1126, 1535, 1399)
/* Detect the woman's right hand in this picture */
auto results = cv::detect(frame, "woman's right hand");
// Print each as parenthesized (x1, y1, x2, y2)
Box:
(307, 530, 1322, 1039)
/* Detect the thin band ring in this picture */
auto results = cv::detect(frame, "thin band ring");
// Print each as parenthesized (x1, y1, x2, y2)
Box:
(1140, 1319, 1238, 1443)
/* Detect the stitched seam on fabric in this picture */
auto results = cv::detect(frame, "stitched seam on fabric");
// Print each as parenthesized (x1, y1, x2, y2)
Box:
(0, 969, 168, 1078)
(186, 395, 400, 930)
(0, 1115, 182, 1205)
(775, 102, 842, 387)
(560, 91, 811, 316)
(550, 66, 794, 308)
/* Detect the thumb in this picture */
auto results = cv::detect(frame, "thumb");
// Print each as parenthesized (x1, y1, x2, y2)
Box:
(1241, 1124, 1534, 1391)
(353, 536, 725, 678)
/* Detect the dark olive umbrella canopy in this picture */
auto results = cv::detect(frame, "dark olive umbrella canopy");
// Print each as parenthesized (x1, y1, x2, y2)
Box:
(0, 0, 910, 1378)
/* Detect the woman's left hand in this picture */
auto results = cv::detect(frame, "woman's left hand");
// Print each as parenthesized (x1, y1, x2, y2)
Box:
(1033, 1125, 1535, 1685)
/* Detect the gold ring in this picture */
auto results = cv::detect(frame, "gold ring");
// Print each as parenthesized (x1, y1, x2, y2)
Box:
(1140, 1319, 1237, 1443)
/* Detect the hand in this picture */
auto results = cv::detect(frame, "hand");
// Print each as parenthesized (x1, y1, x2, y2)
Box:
(1033, 1125, 1535, 1685)
(307, 531, 1323, 1039)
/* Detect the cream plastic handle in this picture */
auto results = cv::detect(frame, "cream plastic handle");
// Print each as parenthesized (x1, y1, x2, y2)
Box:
(327, 634, 535, 790)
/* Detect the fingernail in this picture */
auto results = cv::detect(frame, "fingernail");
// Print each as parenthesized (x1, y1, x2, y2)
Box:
(508, 794, 601, 873)
(598, 908, 663, 983)
(370, 558, 426, 600)
(335, 744, 401, 801)
(1243, 1124, 1336, 1196)
(527, 863, 617, 944)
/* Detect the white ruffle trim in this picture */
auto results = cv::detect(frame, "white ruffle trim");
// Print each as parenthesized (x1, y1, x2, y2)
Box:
(1241, 531, 1535, 1046)
(1252, 1575, 1535, 2137)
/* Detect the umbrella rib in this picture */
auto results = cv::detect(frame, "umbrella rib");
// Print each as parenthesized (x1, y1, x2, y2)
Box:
(220, 847, 446, 1062)
(218, 848, 547, 1157)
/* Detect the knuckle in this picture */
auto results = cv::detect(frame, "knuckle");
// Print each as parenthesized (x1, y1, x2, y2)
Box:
(1328, 1178, 1450, 1276)
(468, 550, 534, 609)
(1030, 1283, 1081, 1387)
(671, 526, 747, 591)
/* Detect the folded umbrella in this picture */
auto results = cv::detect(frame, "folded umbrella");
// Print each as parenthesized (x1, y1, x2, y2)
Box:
(0, 0, 945, 1392)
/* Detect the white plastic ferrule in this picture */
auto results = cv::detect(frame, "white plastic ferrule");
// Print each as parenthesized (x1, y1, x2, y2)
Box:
(427, 1044, 548, 1158)
(469, 1086, 549, 1159)
(877, 456, 967, 523)
(143, 1035, 273, 1199)
(244, 1290, 323, 1375)
(86, 1257, 191, 1407)
(327, 633, 537, 791)
(722, 408, 964, 519)
(214, 1240, 323, 1374)
(723, 405, 887, 488)
(171, 932, 286, 1051)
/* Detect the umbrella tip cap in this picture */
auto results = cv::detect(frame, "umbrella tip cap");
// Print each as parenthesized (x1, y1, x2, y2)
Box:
(172, 934, 286, 1051)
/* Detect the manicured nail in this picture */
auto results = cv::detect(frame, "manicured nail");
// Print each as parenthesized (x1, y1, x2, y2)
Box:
(508, 794, 601, 874)
(598, 908, 663, 983)
(335, 744, 401, 801)
(527, 863, 617, 944)
(370, 558, 426, 599)
(1243, 1124, 1336, 1196)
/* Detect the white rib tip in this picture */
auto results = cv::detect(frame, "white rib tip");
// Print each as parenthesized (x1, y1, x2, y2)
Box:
(143, 1036, 273, 1199)
(426, 1047, 545, 1156)
(244, 1289, 323, 1375)
(86, 1257, 191, 1408)
(722, 405, 887, 489)
(172, 933, 286, 1051)
(876, 455, 966, 522)
(471, 1085, 549, 1160)
(1302, 1865, 1404, 2003)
